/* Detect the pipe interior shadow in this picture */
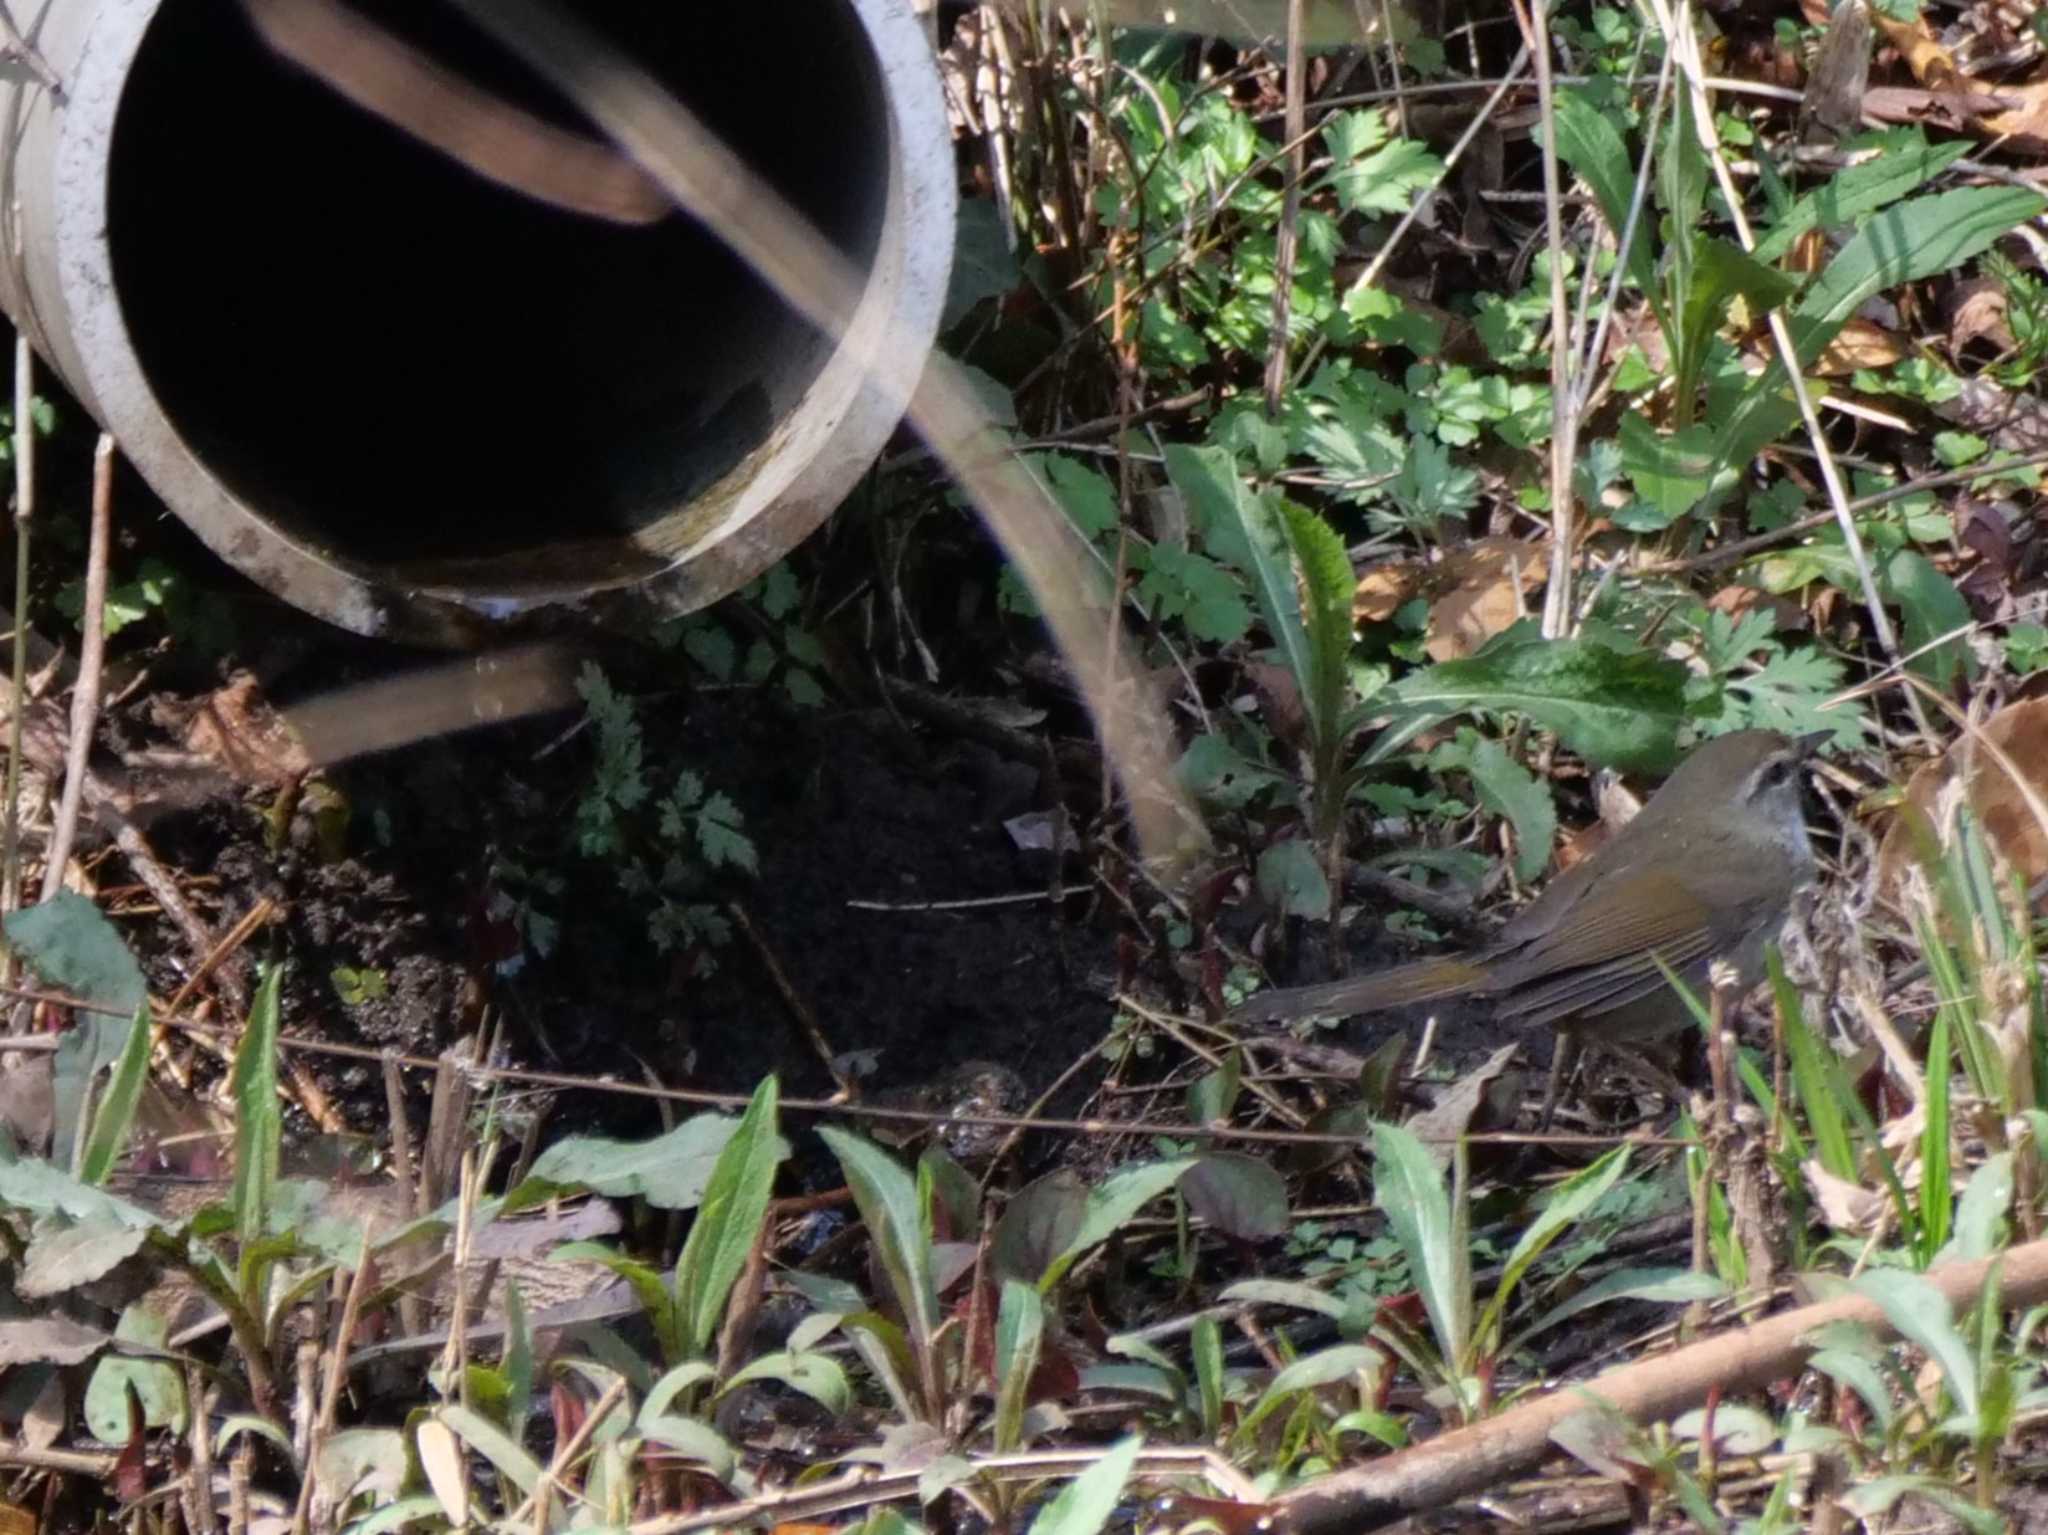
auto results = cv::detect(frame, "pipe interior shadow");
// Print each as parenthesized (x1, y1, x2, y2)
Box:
(107, 0, 889, 572)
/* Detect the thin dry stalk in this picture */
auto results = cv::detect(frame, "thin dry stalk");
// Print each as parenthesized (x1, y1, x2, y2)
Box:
(290, 1240, 376, 1535)
(508, 1374, 628, 1533)
(41, 434, 115, 901)
(1653, 0, 1928, 745)
(1262, 0, 1307, 416)
(1, 335, 35, 922)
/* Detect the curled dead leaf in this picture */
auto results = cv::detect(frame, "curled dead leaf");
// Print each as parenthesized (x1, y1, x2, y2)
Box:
(1354, 560, 1422, 623)
(1815, 315, 1906, 376)
(1425, 536, 1549, 661)
(1876, 698, 2048, 900)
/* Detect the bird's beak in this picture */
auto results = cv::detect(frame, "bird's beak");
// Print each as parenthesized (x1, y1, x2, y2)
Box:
(1793, 729, 1831, 758)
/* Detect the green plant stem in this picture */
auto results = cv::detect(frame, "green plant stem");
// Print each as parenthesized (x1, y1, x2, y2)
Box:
(152, 1233, 279, 1419)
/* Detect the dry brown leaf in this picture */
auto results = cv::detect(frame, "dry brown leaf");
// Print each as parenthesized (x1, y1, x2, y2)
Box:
(1425, 536, 1549, 661)
(1708, 584, 1810, 632)
(1873, 8, 1958, 86)
(1877, 697, 2048, 899)
(1404, 1043, 1521, 1168)
(151, 672, 311, 790)
(1354, 560, 1423, 622)
(1949, 277, 2016, 356)
(1815, 315, 1907, 375)
(1805, 1161, 1888, 1236)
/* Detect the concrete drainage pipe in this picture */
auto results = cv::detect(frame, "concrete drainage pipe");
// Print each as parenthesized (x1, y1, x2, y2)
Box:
(0, 0, 955, 643)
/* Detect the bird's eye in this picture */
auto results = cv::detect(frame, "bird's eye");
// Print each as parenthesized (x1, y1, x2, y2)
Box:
(1755, 758, 1794, 790)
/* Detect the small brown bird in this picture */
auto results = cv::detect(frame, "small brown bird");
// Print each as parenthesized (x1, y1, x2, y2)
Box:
(1234, 729, 1828, 1109)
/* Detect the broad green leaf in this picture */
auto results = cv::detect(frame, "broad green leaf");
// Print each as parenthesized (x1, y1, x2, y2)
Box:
(1751, 136, 1970, 263)
(1240, 1344, 1384, 1436)
(1514, 1267, 1726, 1350)
(1854, 1269, 1977, 1420)
(943, 195, 1021, 330)
(1885, 548, 1975, 689)
(1618, 415, 1717, 527)
(1548, 91, 1658, 316)
(84, 1305, 185, 1440)
(993, 1280, 1044, 1452)
(1163, 445, 1312, 712)
(7, 893, 147, 1170)
(675, 1076, 784, 1360)
(1375, 638, 1687, 771)
(1042, 1160, 1195, 1291)
(1180, 1152, 1289, 1242)
(1279, 500, 1360, 762)
(1429, 731, 1555, 883)
(1674, 238, 1800, 411)
(991, 1171, 1088, 1287)
(1950, 1152, 2014, 1262)
(1222, 1278, 1354, 1320)
(721, 1350, 850, 1415)
(439, 1404, 546, 1494)
(1475, 1145, 1630, 1353)
(1025, 1433, 1143, 1535)
(820, 1129, 940, 1355)
(1716, 185, 2044, 477)
(553, 1243, 677, 1359)
(1373, 1122, 1469, 1369)
(635, 1415, 737, 1479)
(1256, 839, 1331, 920)
(524, 1112, 767, 1211)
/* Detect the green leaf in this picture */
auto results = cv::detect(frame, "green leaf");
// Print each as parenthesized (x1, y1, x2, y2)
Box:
(675, 1077, 784, 1361)
(943, 195, 1021, 330)
(1041, 1160, 1195, 1291)
(524, 1112, 774, 1211)
(1885, 548, 1975, 689)
(1163, 445, 1313, 705)
(720, 1350, 850, 1416)
(230, 966, 284, 1247)
(1025, 1434, 1143, 1535)
(1373, 1122, 1469, 1370)
(1854, 1269, 1977, 1420)
(820, 1129, 940, 1357)
(1376, 638, 1687, 772)
(1429, 731, 1555, 883)
(992, 1279, 1044, 1452)
(1547, 90, 1658, 315)
(1240, 1344, 1384, 1436)
(1475, 1146, 1630, 1354)
(77, 1004, 152, 1187)
(85, 1305, 185, 1440)
(1716, 186, 2045, 478)
(1257, 840, 1331, 919)
(1751, 136, 1971, 264)
(1618, 415, 1717, 526)
(1176, 735, 1286, 810)
(6, 892, 147, 1167)
(1180, 1152, 1290, 1242)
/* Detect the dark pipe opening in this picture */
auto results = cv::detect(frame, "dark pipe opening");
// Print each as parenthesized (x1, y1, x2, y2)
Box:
(107, 0, 889, 575)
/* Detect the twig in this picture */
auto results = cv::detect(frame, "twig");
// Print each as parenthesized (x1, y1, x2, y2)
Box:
(1262, 0, 1306, 416)
(847, 886, 1093, 911)
(726, 898, 853, 1099)
(42, 435, 115, 901)
(1274, 1238, 2048, 1534)
(510, 1375, 629, 1533)
(2, 336, 35, 922)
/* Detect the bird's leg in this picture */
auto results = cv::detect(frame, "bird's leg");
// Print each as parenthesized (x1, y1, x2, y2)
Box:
(1537, 1033, 1581, 1130)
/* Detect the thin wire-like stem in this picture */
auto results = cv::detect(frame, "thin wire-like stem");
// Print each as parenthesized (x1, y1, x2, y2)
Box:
(0, 335, 32, 926)
(1654, 0, 1932, 745)
(41, 434, 114, 901)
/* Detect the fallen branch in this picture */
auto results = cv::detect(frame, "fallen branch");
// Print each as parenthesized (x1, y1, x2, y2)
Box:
(1272, 1238, 2048, 1534)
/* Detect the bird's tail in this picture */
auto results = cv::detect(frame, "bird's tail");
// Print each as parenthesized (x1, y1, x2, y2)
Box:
(1231, 954, 1488, 1024)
